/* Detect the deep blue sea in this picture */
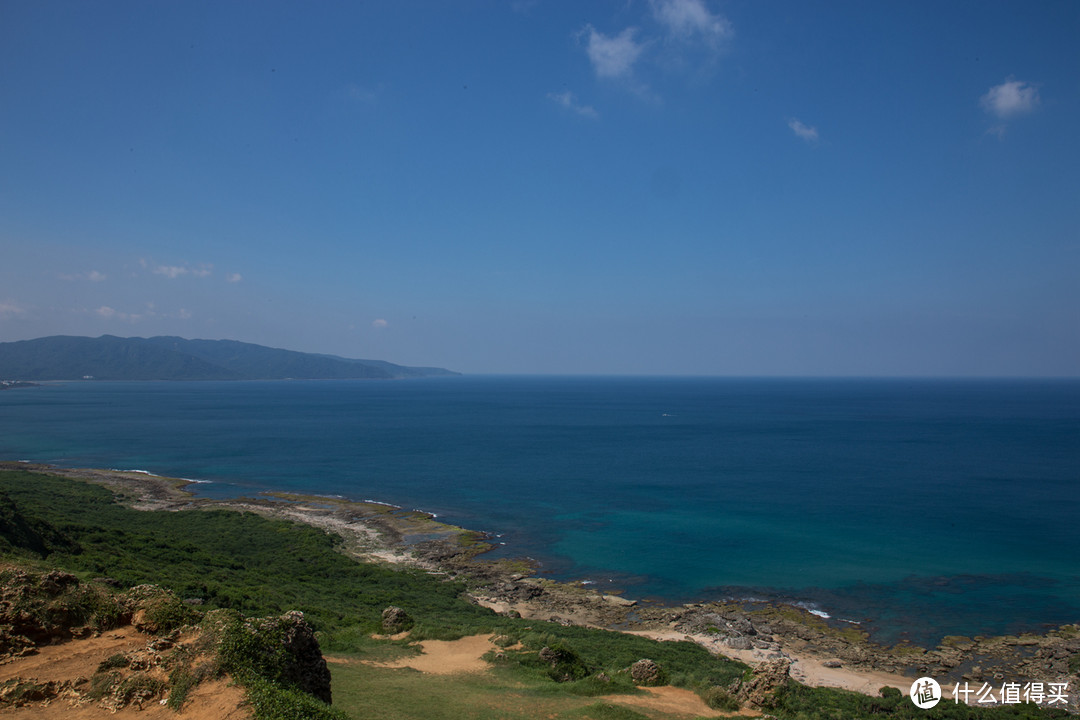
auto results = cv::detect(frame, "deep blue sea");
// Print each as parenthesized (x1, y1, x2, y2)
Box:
(2, 376, 1078, 646)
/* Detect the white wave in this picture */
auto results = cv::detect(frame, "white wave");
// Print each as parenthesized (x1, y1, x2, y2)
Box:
(362, 499, 400, 508)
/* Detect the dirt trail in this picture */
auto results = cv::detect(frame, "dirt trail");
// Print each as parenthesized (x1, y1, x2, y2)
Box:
(359, 634, 498, 674)
(0, 629, 145, 685)
(609, 685, 756, 717)
(0, 628, 249, 719)
(335, 634, 761, 718)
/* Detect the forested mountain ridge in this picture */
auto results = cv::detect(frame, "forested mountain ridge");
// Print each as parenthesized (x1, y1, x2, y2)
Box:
(0, 335, 459, 380)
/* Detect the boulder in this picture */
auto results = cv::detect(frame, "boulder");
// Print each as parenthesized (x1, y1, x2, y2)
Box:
(728, 659, 792, 709)
(630, 658, 664, 686)
(602, 595, 637, 607)
(380, 605, 413, 634)
(276, 611, 332, 704)
(238, 611, 332, 704)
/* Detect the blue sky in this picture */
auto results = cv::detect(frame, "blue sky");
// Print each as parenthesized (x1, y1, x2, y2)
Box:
(1, 1, 1077, 375)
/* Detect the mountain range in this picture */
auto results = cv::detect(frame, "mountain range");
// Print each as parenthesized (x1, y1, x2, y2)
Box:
(0, 335, 459, 381)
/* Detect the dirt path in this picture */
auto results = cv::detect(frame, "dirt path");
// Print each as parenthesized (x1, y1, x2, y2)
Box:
(334, 635, 763, 718)
(0, 678, 249, 720)
(359, 634, 498, 674)
(0, 629, 146, 684)
(0, 628, 249, 719)
(609, 685, 753, 718)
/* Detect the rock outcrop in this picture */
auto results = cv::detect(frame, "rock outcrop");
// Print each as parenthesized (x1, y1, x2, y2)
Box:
(629, 658, 664, 686)
(381, 605, 413, 634)
(728, 658, 792, 709)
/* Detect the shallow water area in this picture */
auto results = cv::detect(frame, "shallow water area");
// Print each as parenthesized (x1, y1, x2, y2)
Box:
(2, 375, 1078, 645)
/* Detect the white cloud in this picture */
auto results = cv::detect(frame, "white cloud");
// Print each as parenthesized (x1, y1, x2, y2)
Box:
(372, 318, 389, 329)
(650, 0, 733, 44)
(91, 303, 189, 323)
(151, 262, 213, 279)
(346, 83, 380, 106)
(511, 0, 539, 13)
(227, 272, 243, 283)
(788, 118, 819, 142)
(981, 78, 1040, 119)
(59, 270, 108, 282)
(547, 90, 599, 119)
(585, 26, 645, 79)
(0, 300, 27, 318)
(154, 265, 188, 279)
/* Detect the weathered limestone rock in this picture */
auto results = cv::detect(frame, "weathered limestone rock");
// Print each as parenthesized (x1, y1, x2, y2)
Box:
(380, 605, 413, 633)
(729, 659, 792, 709)
(630, 658, 664, 685)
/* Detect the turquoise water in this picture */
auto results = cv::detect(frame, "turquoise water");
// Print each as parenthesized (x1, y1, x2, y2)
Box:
(1, 376, 1078, 645)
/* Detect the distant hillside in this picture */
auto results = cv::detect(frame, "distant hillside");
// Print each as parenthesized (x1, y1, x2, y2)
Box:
(0, 335, 460, 381)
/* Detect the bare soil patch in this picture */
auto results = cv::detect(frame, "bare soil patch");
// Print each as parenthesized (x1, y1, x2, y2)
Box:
(0, 627, 249, 719)
(362, 634, 498, 675)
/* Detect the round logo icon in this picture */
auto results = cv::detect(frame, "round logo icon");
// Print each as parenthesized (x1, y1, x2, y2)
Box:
(910, 677, 942, 709)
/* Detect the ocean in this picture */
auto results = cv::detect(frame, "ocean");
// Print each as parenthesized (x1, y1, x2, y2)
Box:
(1, 376, 1077, 646)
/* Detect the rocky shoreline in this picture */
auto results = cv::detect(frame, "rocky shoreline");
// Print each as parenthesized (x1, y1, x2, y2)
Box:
(11, 462, 1079, 712)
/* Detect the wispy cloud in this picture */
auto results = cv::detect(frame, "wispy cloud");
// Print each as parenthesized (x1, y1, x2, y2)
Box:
(92, 303, 190, 323)
(650, 0, 733, 45)
(576, 1, 732, 103)
(584, 26, 646, 80)
(0, 300, 27, 318)
(59, 269, 108, 282)
(372, 318, 389, 329)
(547, 90, 599, 119)
(788, 118, 819, 143)
(149, 262, 213, 279)
(153, 265, 188, 279)
(981, 78, 1040, 119)
(980, 77, 1040, 139)
(227, 272, 244, 283)
(345, 83, 380, 106)
(511, 0, 539, 14)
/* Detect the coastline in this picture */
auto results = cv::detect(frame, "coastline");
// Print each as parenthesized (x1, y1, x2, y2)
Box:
(6, 462, 1078, 709)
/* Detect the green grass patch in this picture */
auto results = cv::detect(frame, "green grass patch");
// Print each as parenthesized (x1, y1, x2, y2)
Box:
(567, 703, 652, 720)
(768, 681, 1073, 719)
(0, 470, 498, 636)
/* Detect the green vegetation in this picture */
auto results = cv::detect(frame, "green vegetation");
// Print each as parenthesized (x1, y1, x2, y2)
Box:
(1, 467, 1072, 720)
(0, 335, 457, 380)
(0, 469, 492, 636)
(0, 490, 77, 556)
(767, 682, 1071, 720)
(571, 704, 651, 720)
